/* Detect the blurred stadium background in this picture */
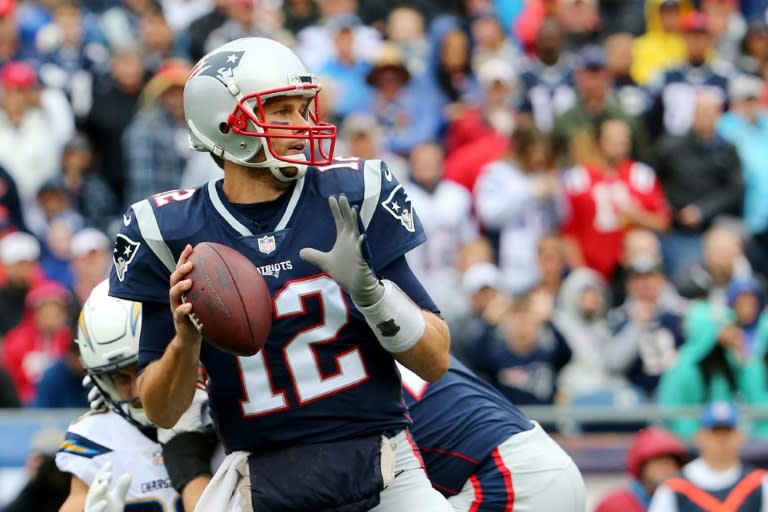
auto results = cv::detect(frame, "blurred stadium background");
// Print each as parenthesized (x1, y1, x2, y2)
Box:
(2, 0, 768, 510)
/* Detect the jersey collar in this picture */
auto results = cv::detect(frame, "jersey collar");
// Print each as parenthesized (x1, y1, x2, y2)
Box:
(206, 177, 306, 236)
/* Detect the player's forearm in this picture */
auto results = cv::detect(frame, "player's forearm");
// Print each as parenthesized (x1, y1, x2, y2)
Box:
(138, 336, 201, 428)
(182, 476, 210, 511)
(393, 312, 450, 383)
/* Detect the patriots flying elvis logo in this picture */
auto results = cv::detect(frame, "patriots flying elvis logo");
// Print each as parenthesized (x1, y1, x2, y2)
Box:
(190, 51, 245, 85)
(381, 184, 415, 232)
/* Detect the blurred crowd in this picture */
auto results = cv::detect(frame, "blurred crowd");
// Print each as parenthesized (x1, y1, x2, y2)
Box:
(0, 0, 768, 443)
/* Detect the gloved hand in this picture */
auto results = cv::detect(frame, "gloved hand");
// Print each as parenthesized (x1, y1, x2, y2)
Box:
(299, 195, 384, 307)
(85, 461, 131, 512)
(82, 375, 105, 411)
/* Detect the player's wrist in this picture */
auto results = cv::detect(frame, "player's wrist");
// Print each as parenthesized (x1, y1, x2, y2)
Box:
(354, 280, 425, 353)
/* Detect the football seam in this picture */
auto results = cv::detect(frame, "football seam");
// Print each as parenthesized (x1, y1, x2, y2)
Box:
(206, 243, 257, 349)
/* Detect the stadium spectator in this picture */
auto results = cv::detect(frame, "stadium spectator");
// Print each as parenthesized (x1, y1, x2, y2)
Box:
(444, 57, 517, 156)
(318, 14, 373, 118)
(517, 18, 576, 133)
(605, 254, 685, 399)
(702, 0, 746, 64)
(34, 0, 108, 112)
(69, 227, 111, 307)
(0, 363, 19, 406)
(0, 61, 60, 217)
(405, 142, 477, 321)
(363, 42, 441, 155)
(336, 113, 407, 180)
(605, 32, 653, 117)
(675, 225, 753, 304)
(186, 0, 227, 61)
(423, 17, 481, 126)
(650, 401, 768, 511)
(0, 281, 72, 404)
(384, 6, 429, 79)
(647, 11, 731, 140)
(0, 164, 26, 235)
(123, 59, 190, 204)
(471, 292, 572, 405)
(474, 123, 561, 294)
(532, 233, 570, 300)
(0, 231, 43, 336)
(610, 228, 668, 308)
(98, 0, 159, 51)
(557, 0, 602, 53)
(553, 267, 624, 401)
(654, 91, 744, 279)
(726, 277, 766, 360)
(55, 132, 119, 233)
(552, 46, 650, 165)
(717, 74, 768, 271)
(39, 216, 78, 288)
(282, 0, 319, 36)
(32, 339, 87, 408)
(3, 427, 68, 512)
(450, 260, 506, 365)
(295, 7, 381, 73)
(735, 19, 768, 76)
(203, 0, 289, 56)
(596, 427, 688, 512)
(657, 302, 745, 438)
(631, 0, 690, 86)
(561, 117, 668, 280)
(467, 7, 518, 76)
(77, 45, 144, 203)
(137, 9, 189, 73)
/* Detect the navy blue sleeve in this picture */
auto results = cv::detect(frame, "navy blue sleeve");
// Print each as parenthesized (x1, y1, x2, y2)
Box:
(109, 205, 172, 304)
(137, 301, 176, 373)
(364, 161, 427, 272)
(378, 255, 439, 315)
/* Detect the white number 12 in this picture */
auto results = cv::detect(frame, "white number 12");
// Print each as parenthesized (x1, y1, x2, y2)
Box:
(238, 276, 368, 416)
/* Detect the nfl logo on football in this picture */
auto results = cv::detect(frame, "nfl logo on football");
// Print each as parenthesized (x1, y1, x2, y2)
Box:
(257, 235, 276, 255)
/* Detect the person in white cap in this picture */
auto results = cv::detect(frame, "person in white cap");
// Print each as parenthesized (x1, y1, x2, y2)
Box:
(0, 231, 42, 335)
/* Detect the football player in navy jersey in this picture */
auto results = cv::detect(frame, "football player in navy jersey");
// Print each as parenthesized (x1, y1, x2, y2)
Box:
(108, 36, 452, 511)
(400, 356, 586, 511)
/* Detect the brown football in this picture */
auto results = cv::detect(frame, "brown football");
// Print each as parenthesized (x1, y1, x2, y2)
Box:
(183, 242, 272, 356)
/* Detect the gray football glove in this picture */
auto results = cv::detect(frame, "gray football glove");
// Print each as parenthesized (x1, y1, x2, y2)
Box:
(299, 195, 385, 307)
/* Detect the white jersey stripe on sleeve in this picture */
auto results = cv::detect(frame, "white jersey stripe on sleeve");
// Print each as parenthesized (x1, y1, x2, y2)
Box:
(132, 199, 177, 272)
(361, 159, 383, 230)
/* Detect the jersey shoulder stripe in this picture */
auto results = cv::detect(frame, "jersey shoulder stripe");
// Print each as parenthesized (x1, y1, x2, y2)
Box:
(59, 431, 113, 458)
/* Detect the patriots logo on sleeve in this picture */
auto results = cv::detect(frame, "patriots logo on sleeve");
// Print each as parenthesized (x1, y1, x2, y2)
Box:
(113, 234, 140, 282)
(59, 432, 113, 458)
(381, 184, 415, 233)
(190, 51, 245, 85)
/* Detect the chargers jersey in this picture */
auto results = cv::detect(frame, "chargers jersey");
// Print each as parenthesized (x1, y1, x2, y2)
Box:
(109, 159, 426, 454)
(399, 357, 534, 497)
(55, 410, 181, 511)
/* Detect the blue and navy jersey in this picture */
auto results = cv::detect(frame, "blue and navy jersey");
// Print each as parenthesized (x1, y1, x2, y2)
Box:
(399, 357, 533, 497)
(517, 57, 577, 133)
(108, 158, 426, 454)
(609, 306, 685, 396)
(648, 62, 731, 138)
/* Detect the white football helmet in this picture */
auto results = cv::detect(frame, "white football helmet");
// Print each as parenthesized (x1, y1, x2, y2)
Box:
(77, 279, 151, 427)
(184, 37, 337, 182)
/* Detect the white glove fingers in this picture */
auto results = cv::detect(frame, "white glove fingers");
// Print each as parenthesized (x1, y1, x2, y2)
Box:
(299, 247, 326, 268)
(114, 473, 132, 501)
(328, 195, 343, 232)
(90, 501, 108, 512)
(82, 375, 92, 387)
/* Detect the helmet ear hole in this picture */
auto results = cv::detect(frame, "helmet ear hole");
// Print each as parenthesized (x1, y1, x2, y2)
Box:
(219, 122, 230, 134)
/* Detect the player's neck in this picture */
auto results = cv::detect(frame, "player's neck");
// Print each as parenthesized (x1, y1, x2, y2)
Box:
(222, 164, 292, 204)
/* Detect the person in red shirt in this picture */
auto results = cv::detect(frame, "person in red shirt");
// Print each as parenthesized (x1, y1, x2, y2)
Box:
(596, 427, 688, 512)
(1, 281, 72, 404)
(561, 117, 670, 279)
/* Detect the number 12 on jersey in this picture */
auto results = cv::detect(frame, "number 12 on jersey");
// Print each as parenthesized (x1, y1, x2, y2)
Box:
(237, 276, 369, 416)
